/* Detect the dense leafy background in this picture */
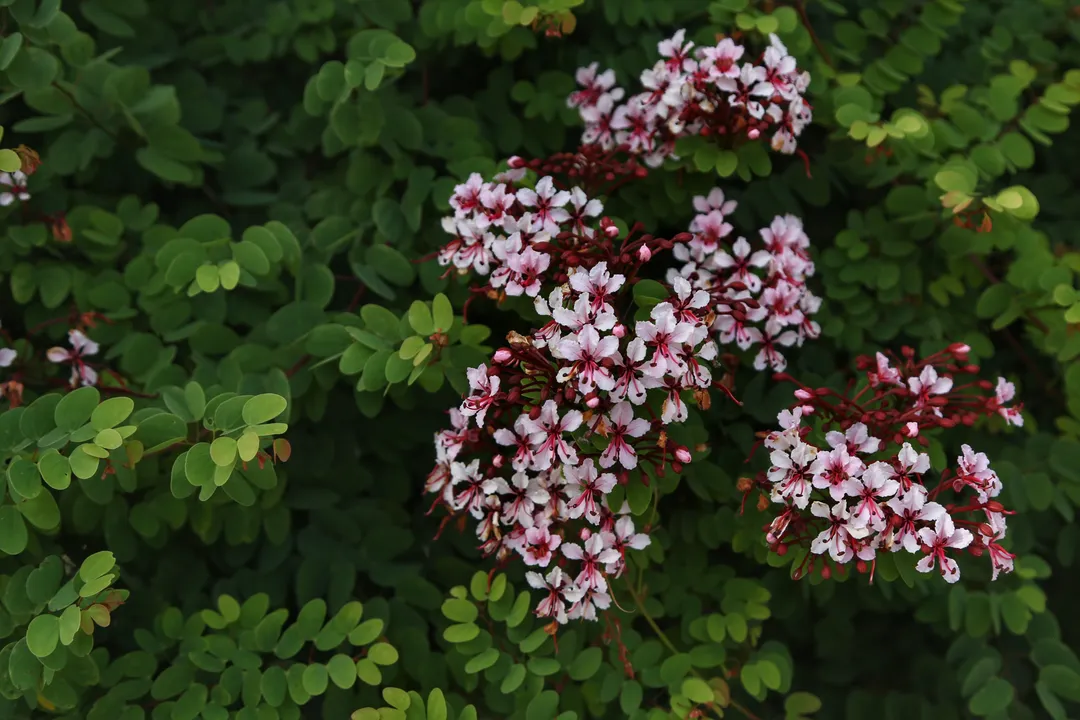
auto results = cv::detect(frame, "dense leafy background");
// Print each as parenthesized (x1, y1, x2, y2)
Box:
(0, 0, 1078, 718)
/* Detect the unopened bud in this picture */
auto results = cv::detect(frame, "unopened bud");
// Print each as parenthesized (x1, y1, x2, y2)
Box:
(605, 224, 619, 238)
(905, 421, 919, 437)
(493, 348, 513, 363)
(775, 543, 787, 556)
(747, 128, 761, 140)
(612, 323, 627, 338)
(637, 245, 652, 262)
(675, 446, 692, 464)
(979, 523, 994, 537)
(492, 455, 504, 468)
(985, 500, 1005, 513)
(794, 389, 813, 400)
(736, 477, 753, 492)
(585, 394, 601, 409)
(820, 564, 831, 580)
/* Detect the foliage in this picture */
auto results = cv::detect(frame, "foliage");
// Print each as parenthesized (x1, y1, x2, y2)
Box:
(0, 0, 1077, 719)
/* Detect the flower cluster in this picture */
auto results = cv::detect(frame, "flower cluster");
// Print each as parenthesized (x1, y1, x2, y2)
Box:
(667, 187, 819, 372)
(569, 31, 812, 166)
(439, 169, 690, 303)
(751, 344, 1021, 584)
(426, 262, 720, 624)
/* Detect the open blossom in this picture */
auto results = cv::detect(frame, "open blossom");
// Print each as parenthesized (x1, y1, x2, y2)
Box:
(47, 329, 99, 387)
(0, 171, 30, 206)
(570, 32, 811, 166)
(916, 514, 973, 583)
(753, 344, 1019, 585)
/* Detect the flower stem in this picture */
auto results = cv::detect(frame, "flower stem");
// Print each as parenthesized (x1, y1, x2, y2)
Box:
(623, 582, 763, 720)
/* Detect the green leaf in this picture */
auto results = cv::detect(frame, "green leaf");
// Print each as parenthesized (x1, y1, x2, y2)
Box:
(427, 688, 448, 720)
(682, 677, 714, 704)
(54, 386, 101, 431)
(59, 605, 80, 645)
(8, 457, 42, 499)
(408, 301, 434, 336)
(91, 397, 134, 430)
(383, 687, 411, 710)
(443, 624, 479, 643)
(210, 437, 238, 466)
(368, 643, 398, 666)
(302, 664, 329, 696)
(526, 691, 559, 720)
(568, 647, 603, 681)
(432, 294, 454, 332)
(0, 506, 29, 554)
(242, 394, 288, 425)
(969, 677, 1014, 715)
(78, 552, 116, 584)
(136, 146, 195, 183)
(26, 614, 60, 658)
(441, 598, 479, 623)
(367, 245, 415, 286)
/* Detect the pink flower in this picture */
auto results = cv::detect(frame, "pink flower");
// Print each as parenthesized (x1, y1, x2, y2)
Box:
(516, 176, 571, 235)
(868, 352, 902, 386)
(824, 422, 881, 456)
(522, 526, 562, 567)
(885, 484, 945, 553)
(610, 338, 650, 405)
(916, 513, 972, 583)
(564, 459, 617, 525)
(0, 171, 30, 206)
(47, 330, 99, 388)
(562, 532, 620, 592)
(526, 566, 574, 624)
(842, 463, 899, 532)
(499, 472, 551, 527)
(556, 325, 619, 393)
(692, 188, 738, 216)
(908, 365, 953, 415)
(637, 304, 694, 377)
(809, 499, 870, 563)
(599, 402, 651, 469)
(564, 585, 612, 622)
(713, 237, 770, 292)
(809, 446, 865, 501)
(460, 365, 501, 427)
(569, 262, 625, 314)
(522, 400, 583, 469)
(493, 416, 537, 472)
(768, 441, 817, 509)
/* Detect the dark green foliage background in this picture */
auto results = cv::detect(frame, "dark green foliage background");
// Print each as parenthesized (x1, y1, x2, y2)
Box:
(0, 0, 1078, 718)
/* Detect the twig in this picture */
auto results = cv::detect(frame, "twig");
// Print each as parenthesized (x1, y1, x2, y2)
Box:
(793, 0, 834, 69)
(623, 583, 763, 720)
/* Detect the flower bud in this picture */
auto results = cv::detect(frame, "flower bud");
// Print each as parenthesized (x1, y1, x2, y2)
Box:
(675, 446, 692, 464)
(794, 389, 812, 400)
(905, 421, 919, 437)
(585, 394, 601, 409)
(612, 323, 627, 338)
(736, 477, 753, 492)
(605, 224, 619, 238)
(747, 128, 761, 140)
(637, 245, 652, 262)
(820, 564, 831, 580)
(492, 455, 504, 469)
(493, 348, 513, 363)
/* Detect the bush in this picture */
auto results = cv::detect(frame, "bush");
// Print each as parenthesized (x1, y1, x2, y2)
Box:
(0, 0, 1078, 718)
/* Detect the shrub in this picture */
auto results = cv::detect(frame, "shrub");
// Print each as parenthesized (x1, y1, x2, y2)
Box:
(0, 0, 1078, 719)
